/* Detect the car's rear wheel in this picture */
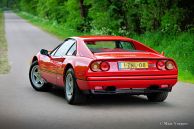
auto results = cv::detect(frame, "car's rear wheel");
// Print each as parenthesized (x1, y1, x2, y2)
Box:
(147, 92, 168, 102)
(65, 68, 86, 105)
(29, 61, 50, 91)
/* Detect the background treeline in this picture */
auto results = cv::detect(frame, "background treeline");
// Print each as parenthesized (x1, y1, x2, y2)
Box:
(1, 0, 194, 34)
(1, 0, 194, 82)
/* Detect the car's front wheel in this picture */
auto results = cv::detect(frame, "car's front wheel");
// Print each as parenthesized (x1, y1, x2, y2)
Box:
(147, 92, 168, 102)
(65, 68, 86, 105)
(29, 61, 50, 91)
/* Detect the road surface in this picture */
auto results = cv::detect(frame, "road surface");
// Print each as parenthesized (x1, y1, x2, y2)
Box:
(0, 12, 194, 129)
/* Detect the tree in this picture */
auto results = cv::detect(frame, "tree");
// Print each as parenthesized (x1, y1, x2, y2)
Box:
(5, 0, 194, 34)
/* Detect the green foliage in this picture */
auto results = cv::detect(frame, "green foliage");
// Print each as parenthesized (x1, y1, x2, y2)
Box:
(140, 0, 162, 32)
(2, 0, 192, 34)
(0, 0, 7, 8)
(19, 0, 38, 14)
(0, 11, 10, 74)
(18, 12, 85, 39)
(161, 7, 182, 33)
(85, 0, 121, 35)
(65, 0, 84, 30)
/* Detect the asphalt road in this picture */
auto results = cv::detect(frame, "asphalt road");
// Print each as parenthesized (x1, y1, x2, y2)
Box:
(0, 11, 194, 129)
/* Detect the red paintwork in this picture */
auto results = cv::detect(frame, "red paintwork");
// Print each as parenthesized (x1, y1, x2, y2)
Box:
(33, 36, 178, 92)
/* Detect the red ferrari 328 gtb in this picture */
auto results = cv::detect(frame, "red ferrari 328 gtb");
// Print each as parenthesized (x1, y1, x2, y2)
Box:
(29, 36, 178, 104)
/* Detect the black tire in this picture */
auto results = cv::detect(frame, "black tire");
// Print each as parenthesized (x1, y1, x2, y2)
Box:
(147, 92, 168, 102)
(29, 61, 51, 91)
(64, 68, 86, 105)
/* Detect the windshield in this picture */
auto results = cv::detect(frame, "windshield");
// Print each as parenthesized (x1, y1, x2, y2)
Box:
(85, 40, 136, 53)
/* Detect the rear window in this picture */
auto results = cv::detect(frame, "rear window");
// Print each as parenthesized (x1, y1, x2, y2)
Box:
(85, 41, 135, 53)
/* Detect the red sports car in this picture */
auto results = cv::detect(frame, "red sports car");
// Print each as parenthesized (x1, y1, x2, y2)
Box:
(29, 36, 178, 104)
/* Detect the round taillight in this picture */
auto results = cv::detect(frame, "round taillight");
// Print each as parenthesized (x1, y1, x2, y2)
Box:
(90, 61, 100, 72)
(100, 61, 110, 71)
(165, 61, 174, 70)
(157, 60, 166, 70)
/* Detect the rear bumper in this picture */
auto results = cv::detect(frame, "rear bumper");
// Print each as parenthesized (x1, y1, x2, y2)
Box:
(77, 75, 177, 93)
(91, 87, 172, 94)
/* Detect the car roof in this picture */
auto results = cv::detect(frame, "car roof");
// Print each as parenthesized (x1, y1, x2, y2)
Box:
(75, 35, 132, 41)
(70, 35, 159, 57)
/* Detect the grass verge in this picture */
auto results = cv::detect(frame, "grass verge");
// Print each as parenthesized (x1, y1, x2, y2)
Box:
(17, 12, 87, 40)
(17, 11, 194, 83)
(0, 10, 10, 74)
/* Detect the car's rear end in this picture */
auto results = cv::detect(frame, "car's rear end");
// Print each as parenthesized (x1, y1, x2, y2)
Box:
(87, 56, 177, 94)
(77, 36, 178, 102)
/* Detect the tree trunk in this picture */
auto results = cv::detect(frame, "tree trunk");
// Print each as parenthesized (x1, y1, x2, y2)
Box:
(79, 0, 85, 18)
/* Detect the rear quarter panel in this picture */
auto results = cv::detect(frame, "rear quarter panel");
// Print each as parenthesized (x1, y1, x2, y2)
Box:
(73, 57, 93, 80)
(56, 56, 93, 86)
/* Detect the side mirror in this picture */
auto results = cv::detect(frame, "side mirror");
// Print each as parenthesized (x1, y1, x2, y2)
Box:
(40, 49, 49, 56)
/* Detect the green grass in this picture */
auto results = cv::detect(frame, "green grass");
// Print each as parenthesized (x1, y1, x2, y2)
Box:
(179, 70, 194, 83)
(0, 10, 10, 74)
(17, 12, 194, 83)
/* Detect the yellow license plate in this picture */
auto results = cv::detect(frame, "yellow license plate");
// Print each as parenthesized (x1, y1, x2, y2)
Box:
(119, 62, 148, 69)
